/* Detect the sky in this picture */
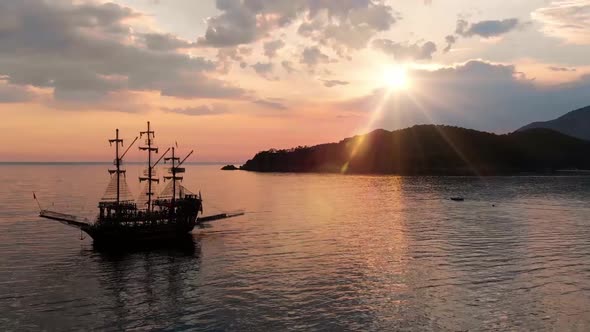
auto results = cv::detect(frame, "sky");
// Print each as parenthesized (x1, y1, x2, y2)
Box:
(0, 0, 589, 162)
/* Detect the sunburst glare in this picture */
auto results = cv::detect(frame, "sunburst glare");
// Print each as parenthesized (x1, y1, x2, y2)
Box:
(383, 65, 410, 90)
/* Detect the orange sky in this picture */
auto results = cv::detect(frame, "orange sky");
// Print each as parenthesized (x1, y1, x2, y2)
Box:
(1, 0, 589, 162)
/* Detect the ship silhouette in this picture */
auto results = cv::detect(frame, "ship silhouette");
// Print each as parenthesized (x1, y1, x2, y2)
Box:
(38, 122, 243, 245)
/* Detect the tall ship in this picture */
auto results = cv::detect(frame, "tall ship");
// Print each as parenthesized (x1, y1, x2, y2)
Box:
(38, 122, 242, 245)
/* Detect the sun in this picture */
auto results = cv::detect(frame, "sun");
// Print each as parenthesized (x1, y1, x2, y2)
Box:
(382, 65, 410, 90)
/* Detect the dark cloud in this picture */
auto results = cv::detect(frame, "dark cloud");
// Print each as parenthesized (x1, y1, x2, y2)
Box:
(443, 35, 457, 53)
(322, 79, 349, 88)
(252, 62, 273, 73)
(199, 0, 396, 53)
(142, 33, 195, 51)
(263, 39, 286, 58)
(252, 98, 288, 110)
(302, 2, 396, 52)
(456, 18, 520, 38)
(161, 104, 230, 116)
(373, 39, 437, 61)
(198, 1, 261, 47)
(251, 62, 275, 79)
(301, 46, 330, 67)
(0, 0, 245, 103)
(548, 66, 577, 72)
(338, 60, 590, 132)
(216, 47, 249, 73)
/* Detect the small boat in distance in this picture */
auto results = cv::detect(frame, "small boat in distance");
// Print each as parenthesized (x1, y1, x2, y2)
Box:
(38, 122, 243, 245)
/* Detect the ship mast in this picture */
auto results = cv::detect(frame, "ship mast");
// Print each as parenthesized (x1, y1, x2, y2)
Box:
(139, 121, 159, 212)
(164, 147, 193, 210)
(164, 147, 181, 209)
(107, 130, 138, 217)
(108, 129, 124, 208)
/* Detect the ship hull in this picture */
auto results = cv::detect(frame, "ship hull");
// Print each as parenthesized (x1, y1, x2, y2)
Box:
(82, 221, 197, 245)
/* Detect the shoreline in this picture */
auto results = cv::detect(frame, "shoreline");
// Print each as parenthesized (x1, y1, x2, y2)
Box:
(238, 168, 590, 177)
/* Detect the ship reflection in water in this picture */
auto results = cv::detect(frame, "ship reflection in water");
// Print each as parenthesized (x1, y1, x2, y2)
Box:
(92, 233, 200, 255)
(2, 165, 590, 330)
(89, 235, 203, 331)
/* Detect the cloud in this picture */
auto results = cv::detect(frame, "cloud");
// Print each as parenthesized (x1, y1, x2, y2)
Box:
(0, 0, 245, 103)
(301, 46, 330, 67)
(456, 18, 520, 38)
(197, 0, 269, 47)
(337, 60, 590, 132)
(443, 35, 457, 53)
(263, 39, 286, 58)
(0, 83, 36, 103)
(198, 0, 396, 53)
(373, 39, 437, 61)
(251, 62, 276, 79)
(163, 98, 290, 116)
(47, 90, 155, 113)
(300, 3, 397, 52)
(298, 19, 324, 37)
(322, 79, 349, 88)
(548, 66, 577, 72)
(142, 33, 195, 51)
(252, 98, 288, 110)
(282, 60, 296, 73)
(159, 74, 247, 99)
(532, 0, 590, 44)
(216, 46, 251, 73)
(161, 104, 230, 116)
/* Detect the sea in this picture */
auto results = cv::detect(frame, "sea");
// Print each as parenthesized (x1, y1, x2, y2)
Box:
(1, 163, 590, 331)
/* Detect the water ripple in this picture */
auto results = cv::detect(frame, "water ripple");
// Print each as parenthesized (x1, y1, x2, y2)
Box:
(1, 166, 590, 330)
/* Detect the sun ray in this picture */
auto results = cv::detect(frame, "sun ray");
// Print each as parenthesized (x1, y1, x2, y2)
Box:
(344, 64, 484, 176)
(403, 92, 482, 177)
(341, 88, 393, 173)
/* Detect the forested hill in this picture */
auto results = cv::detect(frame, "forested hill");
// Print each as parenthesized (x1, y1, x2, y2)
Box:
(241, 125, 590, 175)
(518, 105, 590, 141)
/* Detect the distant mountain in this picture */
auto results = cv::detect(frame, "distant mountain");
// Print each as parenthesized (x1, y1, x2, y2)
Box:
(518, 105, 590, 141)
(241, 125, 590, 175)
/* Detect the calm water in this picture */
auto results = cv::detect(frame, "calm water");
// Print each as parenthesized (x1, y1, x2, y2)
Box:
(1, 164, 590, 331)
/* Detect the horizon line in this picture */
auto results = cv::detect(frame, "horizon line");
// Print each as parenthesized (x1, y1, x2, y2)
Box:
(0, 161, 244, 165)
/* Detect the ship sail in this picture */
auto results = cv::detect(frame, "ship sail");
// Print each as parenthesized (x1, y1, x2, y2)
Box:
(101, 175, 135, 202)
(158, 180, 194, 199)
